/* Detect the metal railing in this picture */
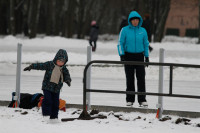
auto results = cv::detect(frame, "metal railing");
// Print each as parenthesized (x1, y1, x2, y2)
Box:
(83, 60, 200, 113)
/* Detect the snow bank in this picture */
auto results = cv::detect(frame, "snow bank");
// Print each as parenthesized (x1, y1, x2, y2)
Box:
(162, 35, 198, 44)
(0, 106, 200, 133)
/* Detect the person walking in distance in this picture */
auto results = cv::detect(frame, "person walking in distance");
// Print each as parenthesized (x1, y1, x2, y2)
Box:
(117, 11, 149, 107)
(89, 20, 99, 52)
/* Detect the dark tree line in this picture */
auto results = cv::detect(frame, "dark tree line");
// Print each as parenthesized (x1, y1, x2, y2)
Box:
(0, 0, 170, 42)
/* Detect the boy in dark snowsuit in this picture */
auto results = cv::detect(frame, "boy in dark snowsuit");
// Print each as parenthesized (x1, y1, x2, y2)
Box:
(24, 49, 71, 120)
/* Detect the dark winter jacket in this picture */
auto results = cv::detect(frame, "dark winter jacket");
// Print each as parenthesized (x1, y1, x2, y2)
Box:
(8, 92, 43, 109)
(31, 49, 71, 93)
(142, 18, 151, 42)
(89, 25, 99, 41)
(119, 19, 128, 31)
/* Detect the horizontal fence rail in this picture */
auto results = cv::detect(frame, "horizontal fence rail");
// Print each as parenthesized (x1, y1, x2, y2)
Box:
(83, 60, 200, 112)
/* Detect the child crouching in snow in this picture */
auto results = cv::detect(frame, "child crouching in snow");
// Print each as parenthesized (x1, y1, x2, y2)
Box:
(24, 49, 71, 120)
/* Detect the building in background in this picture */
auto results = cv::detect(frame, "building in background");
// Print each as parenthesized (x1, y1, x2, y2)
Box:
(165, 0, 198, 37)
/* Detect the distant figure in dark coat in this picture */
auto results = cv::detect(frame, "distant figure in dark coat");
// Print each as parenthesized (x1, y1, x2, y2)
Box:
(142, 14, 153, 52)
(119, 16, 128, 31)
(89, 20, 99, 52)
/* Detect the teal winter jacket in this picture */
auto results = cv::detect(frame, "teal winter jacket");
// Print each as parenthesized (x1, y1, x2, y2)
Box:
(117, 11, 149, 57)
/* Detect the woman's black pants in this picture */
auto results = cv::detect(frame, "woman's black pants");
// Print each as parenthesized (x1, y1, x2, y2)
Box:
(124, 52, 147, 103)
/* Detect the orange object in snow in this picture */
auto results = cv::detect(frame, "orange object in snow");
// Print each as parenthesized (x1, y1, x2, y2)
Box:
(156, 108, 160, 118)
(59, 99, 66, 112)
(38, 96, 66, 112)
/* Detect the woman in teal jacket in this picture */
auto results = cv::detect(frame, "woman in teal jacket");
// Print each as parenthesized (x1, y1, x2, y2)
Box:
(117, 11, 149, 107)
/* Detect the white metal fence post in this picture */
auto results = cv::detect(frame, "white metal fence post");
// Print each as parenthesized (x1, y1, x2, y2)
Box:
(156, 48, 165, 119)
(14, 43, 22, 107)
(86, 46, 92, 110)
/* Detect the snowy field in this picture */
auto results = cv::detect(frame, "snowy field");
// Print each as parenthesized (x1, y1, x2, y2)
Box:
(0, 35, 200, 132)
(0, 106, 200, 133)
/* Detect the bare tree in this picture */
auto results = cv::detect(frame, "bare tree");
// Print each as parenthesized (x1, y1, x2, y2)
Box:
(1, 0, 170, 40)
(76, 0, 85, 38)
(22, 0, 29, 36)
(0, 1, 8, 34)
(45, 0, 56, 35)
(60, 0, 68, 37)
(198, 0, 200, 44)
(64, 0, 77, 38)
(28, 0, 41, 38)
(151, 0, 171, 42)
(10, 0, 16, 35)
(81, 0, 95, 37)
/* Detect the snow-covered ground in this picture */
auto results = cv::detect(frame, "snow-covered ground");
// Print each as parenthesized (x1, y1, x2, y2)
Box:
(0, 35, 200, 132)
(0, 106, 200, 133)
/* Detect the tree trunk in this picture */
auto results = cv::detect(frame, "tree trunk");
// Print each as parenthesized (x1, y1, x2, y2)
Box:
(45, 0, 55, 35)
(10, 0, 16, 35)
(28, 0, 41, 38)
(0, 0, 170, 38)
(55, 0, 64, 36)
(0, 1, 8, 34)
(64, 0, 77, 38)
(149, 0, 155, 41)
(77, 0, 85, 39)
(153, 0, 170, 42)
(52, 0, 56, 35)
(61, 0, 68, 37)
(198, 0, 200, 44)
(81, 0, 95, 37)
(22, 0, 29, 36)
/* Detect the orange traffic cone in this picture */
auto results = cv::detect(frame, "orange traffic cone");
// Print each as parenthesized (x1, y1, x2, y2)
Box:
(156, 108, 159, 119)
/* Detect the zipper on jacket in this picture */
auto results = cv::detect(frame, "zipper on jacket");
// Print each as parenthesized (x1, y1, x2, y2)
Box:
(134, 28, 136, 53)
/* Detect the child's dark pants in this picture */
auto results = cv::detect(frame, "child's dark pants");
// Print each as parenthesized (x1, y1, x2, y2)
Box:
(42, 90, 60, 119)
